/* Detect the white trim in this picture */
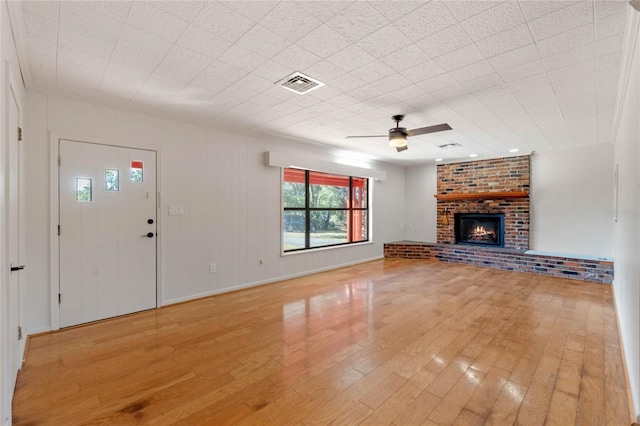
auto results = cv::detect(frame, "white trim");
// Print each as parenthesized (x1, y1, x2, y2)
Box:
(162, 256, 384, 306)
(48, 131, 162, 330)
(48, 134, 58, 330)
(4, 1, 30, 89)
(25, 326, 50, 336)
(9, 68, 26, 374)
(281, 241, 374, 257)
(611, 6, 640, 145)
(0, 58, 10, 426)
(1, 59, 26, 425)
(266, 151, 387, 181)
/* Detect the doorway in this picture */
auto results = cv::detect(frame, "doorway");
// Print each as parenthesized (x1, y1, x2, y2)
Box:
(6, 78, 24, 399)
(58, 140, 157, 328)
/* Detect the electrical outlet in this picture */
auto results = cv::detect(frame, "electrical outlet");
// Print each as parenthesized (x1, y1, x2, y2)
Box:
(210, 263, 216, 273)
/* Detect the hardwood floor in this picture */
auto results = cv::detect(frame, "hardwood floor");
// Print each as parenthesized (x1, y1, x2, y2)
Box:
(13, 259, 632, 425)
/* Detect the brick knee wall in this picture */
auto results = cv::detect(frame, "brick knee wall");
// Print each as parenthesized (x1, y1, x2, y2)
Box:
(384, 241, 613, 284)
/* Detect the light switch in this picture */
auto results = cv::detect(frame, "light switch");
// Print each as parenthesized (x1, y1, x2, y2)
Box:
(169, 205, 184, 215)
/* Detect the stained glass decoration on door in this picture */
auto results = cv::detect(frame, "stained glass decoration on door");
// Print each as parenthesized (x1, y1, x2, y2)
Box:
(75, 178, 92, 202)
(131, 160, 143, 182)
(105, 169, 119, 191)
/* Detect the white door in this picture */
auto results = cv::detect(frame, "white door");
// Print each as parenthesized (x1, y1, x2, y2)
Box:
(59, 140, 157, 328)
(7, 84, 23, 393)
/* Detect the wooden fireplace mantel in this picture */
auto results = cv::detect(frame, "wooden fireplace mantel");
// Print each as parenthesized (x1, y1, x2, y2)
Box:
(434, 191, 529, 201)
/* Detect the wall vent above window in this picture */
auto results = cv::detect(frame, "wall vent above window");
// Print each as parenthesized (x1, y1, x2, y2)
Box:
(276, 72, 325, 95)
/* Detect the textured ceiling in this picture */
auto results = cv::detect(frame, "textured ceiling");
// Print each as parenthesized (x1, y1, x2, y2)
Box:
(15, 0, 628, 165)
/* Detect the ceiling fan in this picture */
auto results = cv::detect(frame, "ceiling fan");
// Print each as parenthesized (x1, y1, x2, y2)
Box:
(346, 115, 452, 152)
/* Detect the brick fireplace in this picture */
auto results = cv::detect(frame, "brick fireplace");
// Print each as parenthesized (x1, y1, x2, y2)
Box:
(436, 155, 530, 250)
(383, 154, 614, 284)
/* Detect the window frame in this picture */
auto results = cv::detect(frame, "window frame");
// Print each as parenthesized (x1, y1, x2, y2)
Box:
(282, 168, 369, 253)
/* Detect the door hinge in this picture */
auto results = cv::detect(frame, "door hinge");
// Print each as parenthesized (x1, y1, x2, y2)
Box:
(17, 127, 22, 141)
(58, 155, 61, 166)
(58, 225, 61, 236)
(18, 326, 22, 340)
(58, 293, 61, 304)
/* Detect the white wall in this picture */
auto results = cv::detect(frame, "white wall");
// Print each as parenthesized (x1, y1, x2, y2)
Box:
(530, 144, 614, 257)
(404, 163, 437, 242)
(612, 7, 640, 420)
(24, 91, 406, 333)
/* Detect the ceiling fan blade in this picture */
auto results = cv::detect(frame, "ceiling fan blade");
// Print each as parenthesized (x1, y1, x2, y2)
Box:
(406, 123, 452, 137)
(396, 145, 408, 152)
(345, 135, 387, 139)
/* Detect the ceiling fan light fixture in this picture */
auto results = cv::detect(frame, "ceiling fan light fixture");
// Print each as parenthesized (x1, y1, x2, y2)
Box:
(388, 128, 407, 147)
(345, 115, 452, 153)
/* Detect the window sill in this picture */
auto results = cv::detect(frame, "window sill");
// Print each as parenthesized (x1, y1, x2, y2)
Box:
(281, 240, 374, 256)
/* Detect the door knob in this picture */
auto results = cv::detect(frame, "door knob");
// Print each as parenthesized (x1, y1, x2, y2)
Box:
(147, 219, 154, 224)
(142, 232, 154, 238)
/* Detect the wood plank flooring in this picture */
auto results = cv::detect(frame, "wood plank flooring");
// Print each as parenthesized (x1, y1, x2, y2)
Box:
(13, 259, 632, 425)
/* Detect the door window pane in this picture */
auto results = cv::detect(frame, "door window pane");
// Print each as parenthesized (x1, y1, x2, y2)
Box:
(105, 169, 119, 192)
(131, 160, 143, 183)
(75, 178, 92, 202)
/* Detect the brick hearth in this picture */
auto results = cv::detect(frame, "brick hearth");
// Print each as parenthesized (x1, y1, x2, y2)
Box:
(383, 241, 613, 284)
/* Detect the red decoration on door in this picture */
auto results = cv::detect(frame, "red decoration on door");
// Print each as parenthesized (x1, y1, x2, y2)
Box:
(131, 160, 143, 169)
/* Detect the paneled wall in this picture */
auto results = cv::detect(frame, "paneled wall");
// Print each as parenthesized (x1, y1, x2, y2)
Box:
(24, 91, 406, 333)
(530, 144, 614, 257)
(404, 164, 437, 242)
(612, 8, 640, 419)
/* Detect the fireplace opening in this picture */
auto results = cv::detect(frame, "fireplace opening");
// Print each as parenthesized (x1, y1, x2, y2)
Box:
(455, 213, 504, 247)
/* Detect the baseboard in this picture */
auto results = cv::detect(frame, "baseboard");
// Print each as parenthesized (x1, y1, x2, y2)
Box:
(27, 326, 51, 336)
(611, 282, 639, 423)
(162, 256, 384, 306)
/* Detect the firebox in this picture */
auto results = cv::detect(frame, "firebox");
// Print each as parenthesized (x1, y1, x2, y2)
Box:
(454, 213, 504, 247)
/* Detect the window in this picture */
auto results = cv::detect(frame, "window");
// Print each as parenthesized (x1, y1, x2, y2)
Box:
(283, 168, 369, 252)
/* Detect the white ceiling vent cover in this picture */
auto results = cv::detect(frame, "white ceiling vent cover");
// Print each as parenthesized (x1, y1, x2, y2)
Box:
(276, 72, 325, 95)
(438, 143, 462, 149)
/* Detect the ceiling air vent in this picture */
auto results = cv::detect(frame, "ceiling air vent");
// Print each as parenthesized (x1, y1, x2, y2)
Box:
(276, 72, 325, 95)
(438, 143, 462, 149)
